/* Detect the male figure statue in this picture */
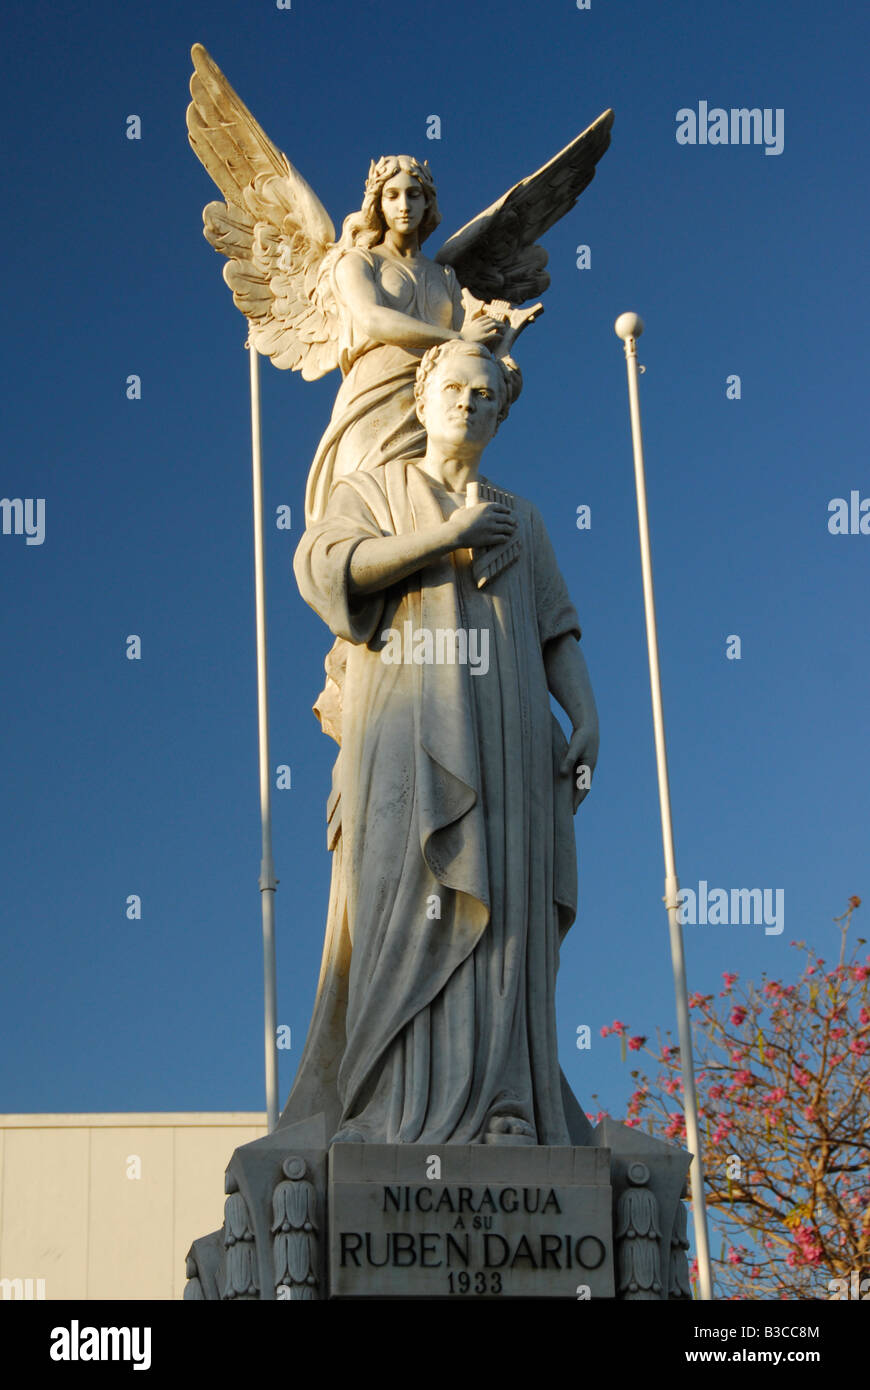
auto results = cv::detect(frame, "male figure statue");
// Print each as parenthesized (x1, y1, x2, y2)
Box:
(284, 341, 599, 1148)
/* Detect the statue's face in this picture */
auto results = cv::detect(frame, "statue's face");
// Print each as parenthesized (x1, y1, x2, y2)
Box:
(380, 172, 426, 236)
(421, 354, 502, 449)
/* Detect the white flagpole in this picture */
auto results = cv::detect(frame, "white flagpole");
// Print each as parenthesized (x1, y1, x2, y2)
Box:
(247, 338, 280, 1133)
(614, 312, 714, 1300)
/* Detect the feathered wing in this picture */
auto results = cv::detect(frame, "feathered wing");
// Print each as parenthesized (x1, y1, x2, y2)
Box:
(186, 43, 340, 379)
(434, 110, 614, 304)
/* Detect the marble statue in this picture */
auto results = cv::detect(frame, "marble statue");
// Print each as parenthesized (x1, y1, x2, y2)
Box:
(182, 46, 699, 1307)
(285, 339, 599, 1145)
(186, 44, 613, 524)
(186, 42, 610, 1147)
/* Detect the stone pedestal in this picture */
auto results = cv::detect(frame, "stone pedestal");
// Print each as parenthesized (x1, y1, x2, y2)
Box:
(184, 1117, 692, 1301)
(330, 1144, 613, 1299)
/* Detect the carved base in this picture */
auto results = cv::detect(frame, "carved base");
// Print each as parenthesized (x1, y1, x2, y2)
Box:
(184, 1117, 692, 1301)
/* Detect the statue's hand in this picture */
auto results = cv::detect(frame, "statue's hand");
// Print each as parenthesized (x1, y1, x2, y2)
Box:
(561, 722, 600, 811)
(461, 315, 507, 347)
(446, 502, 517, 551)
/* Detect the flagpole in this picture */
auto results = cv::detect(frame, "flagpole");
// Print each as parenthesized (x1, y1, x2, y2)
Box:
(247, 338, 280, 1133)
(614, 311, 714, 1300)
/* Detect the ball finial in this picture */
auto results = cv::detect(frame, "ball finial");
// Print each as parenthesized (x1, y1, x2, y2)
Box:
(614, 312, 644, 341)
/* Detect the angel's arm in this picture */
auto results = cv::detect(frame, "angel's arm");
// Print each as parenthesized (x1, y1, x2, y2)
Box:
(333, 254, 502, 351)
(333, 253, 461, 350)
(447, 266, 466, 331)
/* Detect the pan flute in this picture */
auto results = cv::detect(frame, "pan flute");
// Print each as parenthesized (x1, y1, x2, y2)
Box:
(466, 479, 522, 589)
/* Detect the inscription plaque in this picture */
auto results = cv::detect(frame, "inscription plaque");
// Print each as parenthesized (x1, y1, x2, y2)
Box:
(329, 1145, 615, 1299)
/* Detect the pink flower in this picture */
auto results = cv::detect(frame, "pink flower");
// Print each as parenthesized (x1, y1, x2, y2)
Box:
(830, 1027, 846, 1040)
(803, 1106, 816, 1121)
(722, 972, 738, 988)
(859, 1007, 870, 1025)
(688, 992, 705, 1009)
(599, 1026, 611, 1037)
(854, 966, 870, 981)
(727, 1247, 742, 1265)
(829, 1054, 844, 1066)
(664, 1114, 685, 1139)
(664, 1077, 681, 1095)
(708, 1084, 724, 1100)
(850, 1038, 868, 1056)
(768, 1086, 786, 1103)
(734, 1070, 754, 1086)
(627, 1035, 646, 1051)
(611, 1019, 627, 1035)
(793, 1067, 811, 1087)
(793, 1225, 823, 1265)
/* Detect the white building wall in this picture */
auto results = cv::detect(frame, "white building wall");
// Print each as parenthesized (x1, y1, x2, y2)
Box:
(0, 1114, 266, 1300)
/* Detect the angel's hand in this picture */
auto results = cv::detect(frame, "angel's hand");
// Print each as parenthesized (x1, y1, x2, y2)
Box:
(461, 315, 507, 347)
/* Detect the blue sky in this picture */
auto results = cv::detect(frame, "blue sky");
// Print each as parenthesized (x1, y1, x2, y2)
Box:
(2, 0, 867, 1186)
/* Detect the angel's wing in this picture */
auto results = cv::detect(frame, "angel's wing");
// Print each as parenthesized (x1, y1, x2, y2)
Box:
(434, 110, 614, 304)
(187, 43, 339, 379)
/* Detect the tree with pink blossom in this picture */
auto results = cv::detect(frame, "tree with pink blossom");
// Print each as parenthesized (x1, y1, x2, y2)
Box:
(589, 899, 869, 1299)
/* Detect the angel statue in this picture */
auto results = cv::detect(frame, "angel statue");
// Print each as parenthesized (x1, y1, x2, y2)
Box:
(186, 43, 613, 526)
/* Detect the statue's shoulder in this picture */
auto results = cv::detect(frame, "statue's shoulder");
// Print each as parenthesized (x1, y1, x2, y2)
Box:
(332, 463, 390, 504)
(330, 245, 378, 288)
(331, 462, 408, 524)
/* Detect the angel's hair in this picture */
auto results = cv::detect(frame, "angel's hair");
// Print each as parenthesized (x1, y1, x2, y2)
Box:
(339, 155, 441, 249)
(414, 341, 523, 430)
